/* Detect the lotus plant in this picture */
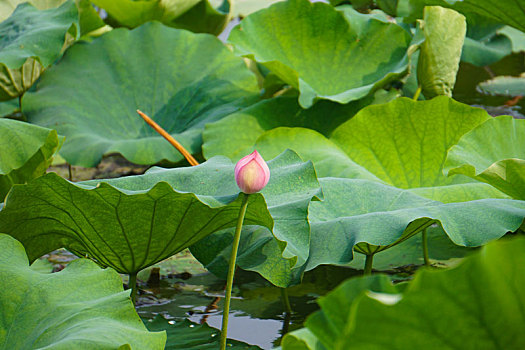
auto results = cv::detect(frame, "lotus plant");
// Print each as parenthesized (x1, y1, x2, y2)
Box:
(220, 150, 270, 350)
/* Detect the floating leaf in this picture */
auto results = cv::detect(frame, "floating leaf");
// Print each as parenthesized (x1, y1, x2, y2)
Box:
(228, 0, 411, 107)
(0, 234, 166, 349)
(477, 74, 525, 97)
(305, 178, 525, 269)
(417, 6, 466, 98)
(0, 1, 78, 100)
(0, 119, 63, 201)
(284, 237, 525, 350)
(23, 21, 259, 167)
(445, 116, 525, 200)
(144, 316, 260, 349)
(0, 151, 320, 282)
(91, 0, 231, 35)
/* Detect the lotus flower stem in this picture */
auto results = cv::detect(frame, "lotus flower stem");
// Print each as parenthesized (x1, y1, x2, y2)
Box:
(281, 288, 292, 315)
(220, 192, 250, 350)
(364, 254, 374, 275)
(136, 110, 199, 166)
(422, 228, 430, 266)
(129, 272, 138, 306)
(413, 85, 422, 101)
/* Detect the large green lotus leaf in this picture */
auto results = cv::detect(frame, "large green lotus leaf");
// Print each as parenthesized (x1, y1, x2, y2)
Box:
(190, 150, 322, 287)
(202, 90, 398, 163)
(289, 237, 525, 350)
(330, 96, 488, 189)
(228, 0, 411, 108)
(477, 74, 525, 97)
(90, 0, 230, 35)
(281, 274, 396, 350)
(0, 0, 106, 36)
(0, 234, 166, 349)
(0, 1, 78, 100)
(305, 177, 525, 269)
(0, 119, 63, 201)
(144, 316, 260, 349)
(0, 98, 18, 117)
(458, 13, 513, 66)
(247, 96, 507, 202)
(445, 116, 525, 200)
(417, 6, 465, 98)
(0, 151, 320, 278)
(23, 21, 259, 167)
(405, 0, 525, 33)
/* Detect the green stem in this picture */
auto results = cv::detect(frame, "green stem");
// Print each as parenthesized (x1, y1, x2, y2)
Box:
(413, 85, 422, 101)
(422, 228, 430, 266)
(129, 272, 138, 306)
(220, 193, 250, 350)
(281, 288, 292, 315)
(363, 254, 374, 275)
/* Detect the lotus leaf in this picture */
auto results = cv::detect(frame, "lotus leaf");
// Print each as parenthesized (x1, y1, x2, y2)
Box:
(0, 151, 320, 281)
(0, 1, 78, 100)
(405, 0, 525, 32)
(0, 234, 166, 349)
(283, 237, 525, 350)
(144, 316, 261, 349)
(477, 74, 525, 97)
(228, 0, 411, 107)
(445, 116, 525, 200)
(0, 118, 63, 201)
(209, 96, 508, 202)
(91, 0, 231, 35)
(23, 21, 260, 167)
(202, 92, 398, 163)
(305, 178, 525, 269)
(499, 26, 525, 53)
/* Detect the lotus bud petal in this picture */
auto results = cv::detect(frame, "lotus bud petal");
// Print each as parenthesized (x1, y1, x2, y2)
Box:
(234, 150, 270, 194)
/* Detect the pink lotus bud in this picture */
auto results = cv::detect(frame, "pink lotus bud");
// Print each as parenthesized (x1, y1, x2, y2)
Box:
(234, 150, 270, 194)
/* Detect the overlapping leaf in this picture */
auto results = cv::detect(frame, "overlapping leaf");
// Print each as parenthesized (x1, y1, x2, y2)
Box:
(283, 237, 525, 350)
(209, 96, 508, 202)
(91, 0, 231, 35)
(202, 91, 398, 163)
(228, 0, 411, 107)
(445, 116, 525, 199)
(305, 178, 525, 270)
(0, 1, 78, 100)
(23, 21, 259, 167)
(404, 0, 525, 32)
(478, 74, 525, 97)
(0, 151, 320, 279)
(0, 234, 166, 349)
(0, 119, 63, 201)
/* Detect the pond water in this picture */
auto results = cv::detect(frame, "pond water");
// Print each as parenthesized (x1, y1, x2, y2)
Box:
(136, 265, 360, 349)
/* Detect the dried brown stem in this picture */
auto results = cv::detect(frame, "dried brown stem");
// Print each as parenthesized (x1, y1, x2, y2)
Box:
(136, 110, 199, 166)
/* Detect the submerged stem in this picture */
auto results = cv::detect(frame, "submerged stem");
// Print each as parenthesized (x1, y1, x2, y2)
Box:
(220, 193, 250, 350)
(129, 272, 138, 306)
(422, 228, 430, 266)
(363, 254, 374, 275)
